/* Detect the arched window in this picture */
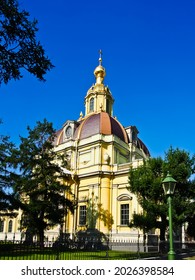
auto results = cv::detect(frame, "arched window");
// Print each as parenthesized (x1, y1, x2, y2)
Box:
(0, 220, 4, 232)
(89, 97, 94, 112)
(8, 220, 13, 233)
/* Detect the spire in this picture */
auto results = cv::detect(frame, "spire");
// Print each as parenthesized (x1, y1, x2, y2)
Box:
(99, 49, 103, 66)
(94, 49, 106, 84)
(84, 51, 114, 117)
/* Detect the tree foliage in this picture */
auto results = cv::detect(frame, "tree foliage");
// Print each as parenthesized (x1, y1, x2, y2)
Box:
(128, 147, 195, 241)
(14, 119, 75, 245)
(0, 126, 18, 215)
(164, 148, 195, 234)
(86, 195, 114, 231)
(0, 0, 53, 85)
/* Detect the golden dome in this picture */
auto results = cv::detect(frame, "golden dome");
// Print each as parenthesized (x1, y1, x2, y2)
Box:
(94, 65, 106, 78)
(94, 50, 106, 84)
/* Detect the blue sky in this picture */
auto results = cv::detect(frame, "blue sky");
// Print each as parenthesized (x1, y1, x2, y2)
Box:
(1, 0, 195, 158)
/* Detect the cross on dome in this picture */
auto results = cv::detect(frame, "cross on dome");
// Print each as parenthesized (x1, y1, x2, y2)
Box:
(94, 49, 106, 84)
(99, 49, 103, 65)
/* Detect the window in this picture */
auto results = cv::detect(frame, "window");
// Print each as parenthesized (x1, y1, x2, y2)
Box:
(79, 205, 86, 225)
(106, 98, 110, 114)
(8, 220, 13, 233)
(120, 204, 129, 225)
(0, 220, 4, 232)
(89, 98, 94, 112)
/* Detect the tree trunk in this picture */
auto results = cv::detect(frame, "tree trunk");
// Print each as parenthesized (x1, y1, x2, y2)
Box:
(159, 226, 166, 241)
(38, 228, 45, 248)
(159, 217, 167, 254)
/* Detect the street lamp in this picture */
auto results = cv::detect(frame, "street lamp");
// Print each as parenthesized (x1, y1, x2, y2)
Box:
(162, 172, 177, 260)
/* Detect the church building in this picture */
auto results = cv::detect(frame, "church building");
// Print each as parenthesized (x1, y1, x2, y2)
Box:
(0, 52, 150, 242)
(52, 52, 150, 241)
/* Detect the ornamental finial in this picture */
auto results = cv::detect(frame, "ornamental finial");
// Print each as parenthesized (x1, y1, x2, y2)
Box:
(99, 49, 103, 66)
(94, 50, 106, 84)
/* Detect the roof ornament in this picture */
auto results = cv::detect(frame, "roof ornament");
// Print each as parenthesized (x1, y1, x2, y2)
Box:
(99, 49, 103, 66)
(78, 111, 83, 121)
(94, 50, 106, 84)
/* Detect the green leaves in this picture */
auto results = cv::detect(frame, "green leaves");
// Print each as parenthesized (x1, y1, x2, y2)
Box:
(164, 147, 195, 183)
(0, 131, 18, 214)
(128, 147, 195, 240)
(129, 158, 164, 202)
(0, 0, 54, 85)
(85, 196, 114, 230)
(13, 119, 74, 244)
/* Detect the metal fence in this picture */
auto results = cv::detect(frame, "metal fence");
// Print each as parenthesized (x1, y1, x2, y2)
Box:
(0, 238, 194, 260)
(0, 239, 156, 260)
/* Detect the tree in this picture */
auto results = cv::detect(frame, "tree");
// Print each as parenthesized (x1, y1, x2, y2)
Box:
(0, 127, 18, 215)
(86, 194, 114, 231)
(76, 194, 113, 250)
(164, 147, 195, 240)
(14, 119, 75, 246)
(186, 214, 195, 240)
(128, 147, 195, 241)
(129, 157, 167, 241)
(0, 0, 54, 85)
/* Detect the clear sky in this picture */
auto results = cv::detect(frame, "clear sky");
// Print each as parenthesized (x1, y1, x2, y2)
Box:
(1, 0, 195, 158)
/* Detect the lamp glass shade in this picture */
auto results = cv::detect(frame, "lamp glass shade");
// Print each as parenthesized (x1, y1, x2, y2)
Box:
(162, 173, 177, 195)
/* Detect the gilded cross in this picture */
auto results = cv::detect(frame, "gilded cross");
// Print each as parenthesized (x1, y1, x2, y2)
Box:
(99, 49, 103, 65)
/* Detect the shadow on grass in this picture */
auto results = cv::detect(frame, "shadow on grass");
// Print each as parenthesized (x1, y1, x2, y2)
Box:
(0, 243, 160, 260)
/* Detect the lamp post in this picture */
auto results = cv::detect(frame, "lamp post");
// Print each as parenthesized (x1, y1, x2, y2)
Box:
(162, 172, 177, 260)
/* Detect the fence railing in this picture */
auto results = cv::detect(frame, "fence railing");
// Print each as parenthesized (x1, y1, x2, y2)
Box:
(0, 239, 158, 260)
(0, 238, 194, 260)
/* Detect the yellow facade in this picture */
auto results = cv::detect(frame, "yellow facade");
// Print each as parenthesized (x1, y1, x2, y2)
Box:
(0, 52, 150, 242)
(53, 53, 150, 241)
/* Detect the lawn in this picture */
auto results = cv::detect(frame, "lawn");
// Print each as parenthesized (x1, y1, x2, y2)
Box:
(0, 247, 158, 260)
(184, 256, 195, 260)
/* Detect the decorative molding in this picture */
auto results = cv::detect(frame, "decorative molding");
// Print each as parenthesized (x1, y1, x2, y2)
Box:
(117, 194, 132, 201)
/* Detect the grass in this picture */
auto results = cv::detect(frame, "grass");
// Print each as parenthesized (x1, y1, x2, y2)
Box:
(2, 249, 195, 260)
(184, 256, 195, 260)
(0, 247, 159, 260)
